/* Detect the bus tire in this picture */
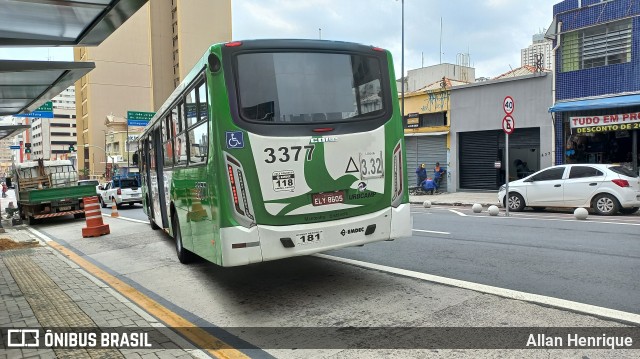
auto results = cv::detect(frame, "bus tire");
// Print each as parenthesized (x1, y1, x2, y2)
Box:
(149, 217, 160, 230)
(172, 214, 194, 264)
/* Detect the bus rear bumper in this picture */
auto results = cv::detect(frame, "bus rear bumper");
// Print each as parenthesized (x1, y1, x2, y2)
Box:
(219, 204, 411, 267)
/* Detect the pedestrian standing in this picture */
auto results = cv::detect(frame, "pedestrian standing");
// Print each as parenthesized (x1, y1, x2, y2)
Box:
(433, 162, 446, 190)
(415, 164, 427, 186)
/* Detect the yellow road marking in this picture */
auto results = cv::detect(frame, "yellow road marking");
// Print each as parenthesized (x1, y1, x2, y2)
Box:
(47, 240, 250, 359)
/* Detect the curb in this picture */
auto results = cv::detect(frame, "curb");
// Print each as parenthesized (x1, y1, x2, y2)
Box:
(409, 201, 499, 207)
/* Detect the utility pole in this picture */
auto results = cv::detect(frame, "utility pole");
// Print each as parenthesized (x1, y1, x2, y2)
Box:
(126, 120, 129, 173)
(401, 0, 405, 122)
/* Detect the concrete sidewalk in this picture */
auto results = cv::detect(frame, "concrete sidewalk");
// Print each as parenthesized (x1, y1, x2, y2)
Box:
(410, 191, 500, 207)
(0, 227, 202, 359)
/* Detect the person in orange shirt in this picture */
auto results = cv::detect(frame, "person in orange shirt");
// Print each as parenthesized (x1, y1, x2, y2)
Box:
(433, 162, 446, 189)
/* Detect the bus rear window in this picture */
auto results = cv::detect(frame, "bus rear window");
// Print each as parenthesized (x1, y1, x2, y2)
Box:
(236, 52, 386, 123)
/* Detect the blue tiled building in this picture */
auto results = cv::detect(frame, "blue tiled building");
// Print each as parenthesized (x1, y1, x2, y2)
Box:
(549, 0, 640, 171)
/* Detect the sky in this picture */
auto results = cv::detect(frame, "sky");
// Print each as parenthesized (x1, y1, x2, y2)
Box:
(0, 0, 560, 79)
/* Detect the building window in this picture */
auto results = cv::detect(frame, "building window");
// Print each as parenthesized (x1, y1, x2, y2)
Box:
(561, 19, 632, 72)
(421, 112, 447, 127)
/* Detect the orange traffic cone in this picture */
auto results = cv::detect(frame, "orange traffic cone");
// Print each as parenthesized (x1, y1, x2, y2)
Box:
(111, 198, 120, 218)
(82, 196, 110, 238)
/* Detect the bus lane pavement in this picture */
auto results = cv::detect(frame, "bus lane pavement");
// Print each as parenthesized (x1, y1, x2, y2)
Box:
(26, 216, 640, 357)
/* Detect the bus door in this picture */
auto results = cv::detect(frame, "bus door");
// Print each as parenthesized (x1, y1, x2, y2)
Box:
(149, 128, 168, 228)
(141, 138, 154, 218)
(154, 127, 170, 228)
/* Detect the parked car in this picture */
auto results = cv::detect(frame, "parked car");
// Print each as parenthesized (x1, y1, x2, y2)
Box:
(498, 164, 640, 215)
(98, 177, 142, 208)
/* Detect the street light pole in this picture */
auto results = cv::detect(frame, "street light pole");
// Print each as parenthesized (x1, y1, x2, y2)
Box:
(401, 0, 405, 122)
(126, 118, 130, 172)
(101, 129, 107, 176)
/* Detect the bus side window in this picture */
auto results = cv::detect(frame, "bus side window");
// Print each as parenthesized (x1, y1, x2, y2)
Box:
(186, 87, 198, 128)
(188, 122, 208, 165)
(175, 102, 187, 166)
(163, 114, 174, 167)
(197, 80, 208, 122)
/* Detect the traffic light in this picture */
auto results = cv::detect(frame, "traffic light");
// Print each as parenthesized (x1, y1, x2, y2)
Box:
(68, 144, 75, 152)
(25, 148, 31, 154)
(24, 142, 31, 154)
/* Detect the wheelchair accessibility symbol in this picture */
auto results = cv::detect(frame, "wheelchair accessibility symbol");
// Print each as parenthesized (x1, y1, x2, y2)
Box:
(226, 131, 244, 149)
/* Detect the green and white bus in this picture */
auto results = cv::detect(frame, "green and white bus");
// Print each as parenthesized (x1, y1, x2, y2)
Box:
(138, 39, 411, 266)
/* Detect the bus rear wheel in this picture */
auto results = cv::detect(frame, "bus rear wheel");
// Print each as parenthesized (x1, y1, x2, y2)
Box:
(149, 216, 159, 230)
(172, 214, 194, 264)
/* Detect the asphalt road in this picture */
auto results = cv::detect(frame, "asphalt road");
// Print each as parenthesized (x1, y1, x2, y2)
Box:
(328, 205, 640, 314)
(100, 203, 148, 221)
(29, 213, 636, 357)
(42, 203, 640, 315)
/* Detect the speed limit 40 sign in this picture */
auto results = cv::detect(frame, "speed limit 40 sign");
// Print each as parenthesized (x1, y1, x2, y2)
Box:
(503, 96, 514, 115)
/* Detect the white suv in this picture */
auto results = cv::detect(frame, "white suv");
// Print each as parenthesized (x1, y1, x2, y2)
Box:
(498, 164, 640, 215)
(99, 177, 142, 208)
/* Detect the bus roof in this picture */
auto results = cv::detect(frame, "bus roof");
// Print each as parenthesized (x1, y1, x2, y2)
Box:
(139, 39, 387, 139)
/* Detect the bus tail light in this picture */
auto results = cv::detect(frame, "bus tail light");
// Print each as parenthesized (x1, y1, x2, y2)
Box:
(225, 153, 255, 228)
(225, 41, 243, 47)
(391, 141, 404, 207)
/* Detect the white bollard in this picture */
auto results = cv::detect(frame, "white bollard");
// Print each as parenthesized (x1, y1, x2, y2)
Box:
(574, 207, 588, 220)
(488, 205, 500, 216)
(472, 203, 483, 213)
(423, 200, 432, 208)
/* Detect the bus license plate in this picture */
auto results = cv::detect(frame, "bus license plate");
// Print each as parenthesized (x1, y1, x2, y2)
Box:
(312, 191, 344, 206)
(59, 206, 71, 211)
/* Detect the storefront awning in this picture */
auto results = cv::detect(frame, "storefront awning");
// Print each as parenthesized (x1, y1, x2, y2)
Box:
(0, 125, 30, 141)
(549, 93, 640, 113)
(0, 60, 95, 116)
(0, 0, 149, 46)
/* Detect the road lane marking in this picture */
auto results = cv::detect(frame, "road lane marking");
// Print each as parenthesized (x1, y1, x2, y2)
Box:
(315, 254, 640, 325)
(102, 213, 149, 224)
(29, 236, 250, 359)
(412, 229, 451, 235)
(449, 209, 467, 217)
(478, 213, 640, 226)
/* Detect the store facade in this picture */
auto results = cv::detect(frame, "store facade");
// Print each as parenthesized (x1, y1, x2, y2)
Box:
(402, 78, 465, 191)
(450, 73, 554, 191)
(548, 0, 640, 173)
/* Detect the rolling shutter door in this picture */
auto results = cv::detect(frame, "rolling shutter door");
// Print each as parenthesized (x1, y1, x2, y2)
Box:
(406, 137, 419, 186)
(406, 135, 447, 188)
(459, 131, 499, 190)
